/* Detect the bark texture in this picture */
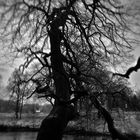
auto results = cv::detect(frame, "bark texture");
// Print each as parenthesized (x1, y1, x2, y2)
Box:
(37, 15, 73, 139)
(37, 105, 75, 140)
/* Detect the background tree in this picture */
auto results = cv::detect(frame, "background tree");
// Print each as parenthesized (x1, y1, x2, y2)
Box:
(0, 0, 139, 140)
(7, 69, 22, 119)
(7, 68, 31, 119)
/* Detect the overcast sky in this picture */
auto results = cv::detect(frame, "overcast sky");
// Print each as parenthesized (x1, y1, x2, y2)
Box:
(129, 48, 140, 91)
(0, 0, 140, 93)
(122, 0, 140, 91)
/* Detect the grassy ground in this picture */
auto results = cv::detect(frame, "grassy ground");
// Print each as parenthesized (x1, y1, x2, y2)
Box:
(0, 111, 140, 136)
(68, 111, 140, 135)
(0, 113, 46, 129)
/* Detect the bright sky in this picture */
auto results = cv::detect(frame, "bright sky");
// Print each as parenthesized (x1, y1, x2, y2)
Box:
(0, 0, 140, 95)
(123, 0, 140, 91)
(129, 47, 140, 91)
(0, 58, 22, 85)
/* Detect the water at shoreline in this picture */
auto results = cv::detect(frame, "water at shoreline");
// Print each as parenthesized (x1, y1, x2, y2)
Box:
(0, 132, 110, 140)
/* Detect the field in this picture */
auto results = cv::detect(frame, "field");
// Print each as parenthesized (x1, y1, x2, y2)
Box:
(0, 113, 46, 129)
(0, 111, 140, 136)
(69, 111, 140, 135)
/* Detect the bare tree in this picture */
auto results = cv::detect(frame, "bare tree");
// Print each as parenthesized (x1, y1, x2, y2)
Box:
(0, 0, 138, 140)
(7, 68, 30, 119)
(7, 69, 23, 119)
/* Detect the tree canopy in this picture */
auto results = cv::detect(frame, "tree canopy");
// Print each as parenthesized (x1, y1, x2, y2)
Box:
(0, 0, 134, 98)
(0, 0, 139, 140)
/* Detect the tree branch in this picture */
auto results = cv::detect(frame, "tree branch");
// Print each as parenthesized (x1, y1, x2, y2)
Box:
(113, 57, 140, 78)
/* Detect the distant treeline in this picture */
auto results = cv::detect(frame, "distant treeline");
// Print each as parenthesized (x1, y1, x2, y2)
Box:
(0, 99, 52, 113)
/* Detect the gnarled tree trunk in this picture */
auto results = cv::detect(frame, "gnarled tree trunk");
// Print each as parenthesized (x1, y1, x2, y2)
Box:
(37, 105, 75, 140)
(37, 20, 74, 140)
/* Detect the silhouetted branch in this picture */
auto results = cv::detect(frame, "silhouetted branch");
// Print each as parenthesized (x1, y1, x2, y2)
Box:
(113, 57, 140, 78)
(90, 95, 134, 140)
(39, 90, 88, 105)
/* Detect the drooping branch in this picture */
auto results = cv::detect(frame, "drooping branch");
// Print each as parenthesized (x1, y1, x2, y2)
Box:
(90, 95, 135, 140)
